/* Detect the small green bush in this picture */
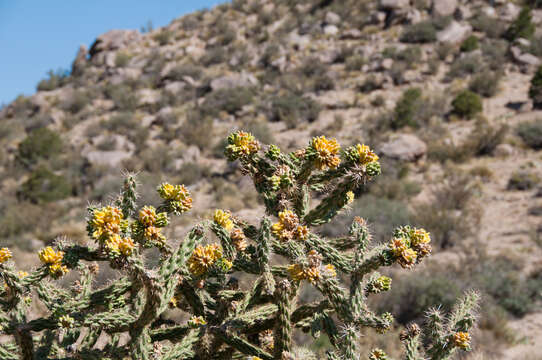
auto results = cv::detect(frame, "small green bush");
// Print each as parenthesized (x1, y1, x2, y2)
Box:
(464, 118, 508, 156)
(200, 47, 226, 66)
(36, 69, 70, 91)
(529, 65, 542, 108)
(270, 93, 321, 128)
(504, 7, 535, 41)
(17, 127, 63, 165)
(507, 171, 540, 190)
(18, 166, 72, 203)
(392, 88, 423, 129)
(470, 13, 506, 39)
(62, 90, 92, 114)
(400, 21, 437, 43)
(167, 64, 203, 81)
(345, 54, 366, 71)
(105, 84, 138, 111)
(115, 52, 132, 67)
(451, 90, 483, 118)
(460, 35, 479, 52)
(517, 119, 542, 149)
(446, 54, 484, 80)
(469, 70, 501, 98)
(180, 112, 214, 150)
(153, 29, 172, 45)
(200, 87, 254, 116)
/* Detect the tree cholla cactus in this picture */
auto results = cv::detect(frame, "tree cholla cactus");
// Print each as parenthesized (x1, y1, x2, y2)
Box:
(0, 131, 478, 360)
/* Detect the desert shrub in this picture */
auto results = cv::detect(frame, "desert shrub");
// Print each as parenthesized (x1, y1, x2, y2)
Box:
(446, 54, 484, 80)
(464, 118, 508, 156)
(18, 166, 72, 203)
(469, 70, 501, 98)
(504, 7, 535, 41)
(517, 119, 542, 149)
(436, 42, 455, 60)
(470, 13, 506, 39)
(345, 54, 366, 71)
(200, 87, 254, 116)
(481, 39, 509, 71)
(529, 65, 542, 108)
(432, 15, 452, 30)
(392, 88, 422, 129)
(243, 120, 275, 145)
(460, 35, 479, 52)
(359, 75, 382, 93)
(17, 127, 63, 165)
(0, 200, 43, 244)
(115, 52, 132, 67)
(313, 74, 335, 91)
(104, 84, 138, 111)
(507, 171, 540, 190)
(140, 144, 174, 174)
(62, 90, 92, 114)
(153, 29, 172, 45)
(451, 90, 483, 119)
(400, 21, 437, 43)
(36, 69, 70, 91)
(200, 47, 226, 66)
(270, 93, 321, 128)
(176, 162, 209, 186)
(180, 112, 214, 150)
(101, 112, 136, 132)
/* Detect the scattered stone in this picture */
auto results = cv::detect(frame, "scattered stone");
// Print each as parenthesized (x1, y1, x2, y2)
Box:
(71, 45, 88, 76)
(379, 0, 410, 10)
(493, 144, 516, 157)
(325, 12, 341, 25)
(324, 25, 339, 36)
(432, 0, 457, 17)
(137, 88, 161, 106)
(380, 134, 427, 162)
(500, 3, 520, 22)
(210, 72, 259, 91)
(437, 21, 472, 44)
(510, 47, 542, 68)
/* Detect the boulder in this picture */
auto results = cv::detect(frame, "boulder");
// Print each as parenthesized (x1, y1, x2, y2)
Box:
(71, 45, 88, 76)
(325, 12, 341, 25)
(500, 3, 520, 22)
(210, 72, 259, 91)
(432, 0, 457, 17)
(493, 144, 516, 157)
(86, 150, 132, 167)
(437, 21, 472, 44)
(379, 0, 410, 10)
(324, 25, 339, 36)
(89, 30, 141, 57)
(137, 89, 161, 106)
(380, 134, 427, 162)
(341, 28, 363, 39)
(510, 47, 542, 67)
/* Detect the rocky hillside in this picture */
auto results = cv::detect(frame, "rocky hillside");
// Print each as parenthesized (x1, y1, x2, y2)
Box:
(1, 0, 542, 357)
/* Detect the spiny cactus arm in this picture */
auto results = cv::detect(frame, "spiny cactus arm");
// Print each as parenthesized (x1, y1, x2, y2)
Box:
(305, 234, 353, 272)
(293, 184, 310, 218)
(315, 276, 353, 323)
(150, 324, 190, 342)
(302, 181, 355, 226)
(340, 325, 360, 360)
(401, 329, 424, 360)
(447, 290, 479, 332)
(326, 350, 342, 360)
(116, 172, 138, 218)
(79, 326, 101, 352)
(213, 326, 273, 360)
(130, 327, 152, 360)
(273, 280, 293, 359)
(176, 279, 206, 316)
(82, 309, 136, 332)
(354, 244, 395, 276)
(161, 328, 201, 360)
(210, 222, 236, 260)
(226, 304, 277, 334)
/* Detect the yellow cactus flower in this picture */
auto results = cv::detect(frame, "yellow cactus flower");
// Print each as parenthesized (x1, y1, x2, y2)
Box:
(38, 247, 64, 265)
(295, 225, 309, 240)
(398, 248, 418, 269)
(323, 264, 337, 278)
(0, 248, 12, 263)
(214, 209, 234, 232)
(225, 131, 260, 159)
(106, 235, 135, 256)
(144, 226, 166, 243)
(187, 244, 223, 276)
(157, 183, 193, 211)
(272, 210, 307, 242)
(58, 315, 75, 329)
(18, 271, 29, 279)
(410, 228, 431, 246)
(230, 228, 248, 251)
(139, 206, 157, 226)
(49, 262, 69, 278)
(354, 144, 379, 165)
(90, 206, 123, 241)
(287, 263, 321, 284)
(311, 136, 341, 170)
(188, 316, 207, 327)
(169, 296, 178, 308)
(389, 238, 408, 257)
(346, 191, 355, 205)
(452, 332, 470, 350)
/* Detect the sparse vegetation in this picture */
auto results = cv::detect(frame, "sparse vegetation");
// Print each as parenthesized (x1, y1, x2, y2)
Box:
(17, 127, 63, 165)
(529, 65, 542, 108)
(36, 69, 70, 91)
(508, 170, 540, 190)
(400, 21, 437, 43)
(504, 7, 535, 41)
(451, 90, 483, 119)
(517, 119, 542, 149)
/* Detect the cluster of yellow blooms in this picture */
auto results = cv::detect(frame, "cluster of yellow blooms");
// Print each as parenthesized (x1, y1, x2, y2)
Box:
(89, 206, 134, 257)
(354, 144, 379, 165)
(230, 228, 248, 252)
(214, 209, 234, 232)
(389, 227, 432, 269)
(288, 251, 336, 284)
(0, 248, 12, 263)
(57, 315, 75, 329)
(452, 331, 471, 350)
(138, 206, 166, 245)
(271, 210, 309, 242)
(311, 136, 341, 170)
(187, 243, 232, 276)
(225, 131, 260, 160)
(157, 183, 193, 213)
(39, 247, 69, 278)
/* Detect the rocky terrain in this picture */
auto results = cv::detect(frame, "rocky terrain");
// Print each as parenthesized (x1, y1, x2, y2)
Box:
(1, 0, 542, 358)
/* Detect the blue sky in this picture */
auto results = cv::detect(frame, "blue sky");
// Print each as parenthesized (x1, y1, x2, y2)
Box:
(0, 0, 226, 105)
